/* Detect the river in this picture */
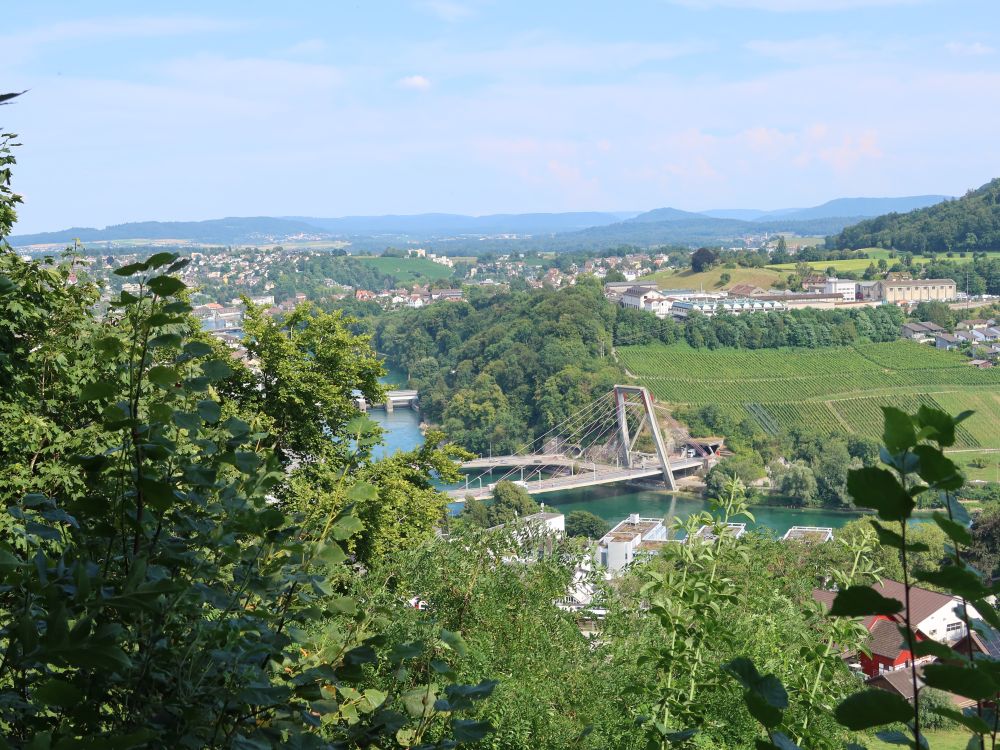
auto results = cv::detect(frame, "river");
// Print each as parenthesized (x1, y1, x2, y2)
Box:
(365, 404, 868, 536)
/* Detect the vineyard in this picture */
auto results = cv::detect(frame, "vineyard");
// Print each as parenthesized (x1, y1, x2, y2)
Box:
(619, 341, 1000, 450)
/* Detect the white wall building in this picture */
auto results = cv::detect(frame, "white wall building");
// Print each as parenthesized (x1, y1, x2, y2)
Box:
(621, 286, 672, 319)
(824, 278, 857, 301)
(597, 514, 670, 572)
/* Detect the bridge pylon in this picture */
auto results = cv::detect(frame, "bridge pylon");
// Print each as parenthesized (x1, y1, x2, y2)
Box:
(612, 385, 677, 491)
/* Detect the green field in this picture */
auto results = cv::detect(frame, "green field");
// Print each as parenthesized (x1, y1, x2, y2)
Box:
(354, 256, 456, 283)
(870, 728, 972, 750)
(767, 248, 999, 274)
(619, 341, 1000, 450)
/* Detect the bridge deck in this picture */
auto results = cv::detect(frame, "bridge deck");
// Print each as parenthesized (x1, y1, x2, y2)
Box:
(447, 457, 702, 502)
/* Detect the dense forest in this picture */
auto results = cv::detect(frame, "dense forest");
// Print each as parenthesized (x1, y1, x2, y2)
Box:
(832, 177, 1000, 253)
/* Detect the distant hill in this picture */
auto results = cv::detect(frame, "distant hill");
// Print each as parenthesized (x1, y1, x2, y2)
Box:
(556, 213, 866, 248)
(289, 211, 635, 235)
(700, 195, 949, 223)
(764, 195, 949, 221)
(11, 217, 326, 246)
(11, 211, 637, 248)
(831, 179, 1000, 253)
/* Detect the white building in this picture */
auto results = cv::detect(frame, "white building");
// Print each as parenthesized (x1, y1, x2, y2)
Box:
(670, 297, 786, 319)
(597, 514, 671, 572)
(620, 286, 672, 319)
(824, 278, 857, 302)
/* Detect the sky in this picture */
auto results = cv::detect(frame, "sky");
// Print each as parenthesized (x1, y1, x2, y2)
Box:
(2, 0, 999, 233)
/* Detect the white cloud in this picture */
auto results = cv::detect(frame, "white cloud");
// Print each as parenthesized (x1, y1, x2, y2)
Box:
(945, 41, 995, 57)
(745, 35, 866, 61)
(398, 74, 432, 90)
(666, 0, 923, 10)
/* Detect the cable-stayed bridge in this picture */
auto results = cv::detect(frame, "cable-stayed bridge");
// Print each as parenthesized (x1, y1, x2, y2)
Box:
(446, 385, 712, 502)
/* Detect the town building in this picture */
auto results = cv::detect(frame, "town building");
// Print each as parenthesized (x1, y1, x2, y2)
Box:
(670, 297, 786, 319)
(597, 514, 670, 572)
(874, 278, 957, 304)
(621, 286, 671, 318)
(935, 333, 961, 350)
(813, 578, 998, 680)
(900, 321, 945, 341)
(823, 278, 857, 301)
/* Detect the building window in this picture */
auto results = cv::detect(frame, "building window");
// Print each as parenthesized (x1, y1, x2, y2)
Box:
(946, 622, 964, 634)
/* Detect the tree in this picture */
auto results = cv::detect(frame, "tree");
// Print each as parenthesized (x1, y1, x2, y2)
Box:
(604, 268, 626, 282)
(968, 507, 1000, 581)
(0, 250, 495, 746)
(691, 247, 718, 273)
(488, 480, 539, 525)
(565, 510, 609, 538)
(718, 271, 732, 286)
(234, 300, 384, 463)
(912, 300, 955, 329)
(779, 461, 818, 506)
(776, 235, 788, 254)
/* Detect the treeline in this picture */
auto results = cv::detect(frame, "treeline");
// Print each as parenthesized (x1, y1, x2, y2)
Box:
(831, 177, 1000, 252)
(612, 304, 904, 349)
(375, 278, 621, 454)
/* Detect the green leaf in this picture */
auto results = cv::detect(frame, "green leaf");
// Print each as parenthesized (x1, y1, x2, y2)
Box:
(0, 276, 15, 295)
(145, 251, 179, 269)
(834, 689, 913, 730)
(329, 596, 357, 615)
(745, 690, 783, 729)
(882, 407, 916, 454)
(81, 381, 117, 401)
(147, 275, 185, 296)
(139, 477, 175, 512)
(915, 405, 958, 447)
(915, 566, 989, 600)
(402, 686, 435, 718)
(933, 512, 972, 546)
(316, 542, 346, 565)
(201, 358, 234, 381)
(912, 446, 964, 490)
(847, 467, 914, 521)
(33, 678, 83, 708)
(59, 643, 131, 673)
(912, 639, 958, 660)
(440, 629, 468, 657)
(828, 585, 903, 617)
(147, 365, 179, 387)
(197, 399, 222, 423)
(769, 733, 801, 750)
(451, 719, 492, 743)
(922, 663, 999, 700)
(330, 514, 364, 541)
(183, 341, 214, 358)
(148, 333, 182, 349)
(346, 481, 378, 502)
(930, 706, 990, 734)
(113, 261, 148, 277)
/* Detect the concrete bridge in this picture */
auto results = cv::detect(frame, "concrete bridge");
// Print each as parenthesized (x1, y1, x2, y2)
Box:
(447, 455, 704, 502)
(356, 389, 418, 412)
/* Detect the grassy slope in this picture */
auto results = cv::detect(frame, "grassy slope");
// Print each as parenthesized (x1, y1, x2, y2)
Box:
(353, 256, 456, 283)
(619, 341, 1000, 450)
(643, 266, 785, 291)
(870, 729, 972, 750)
(768, 248, 1000, 274)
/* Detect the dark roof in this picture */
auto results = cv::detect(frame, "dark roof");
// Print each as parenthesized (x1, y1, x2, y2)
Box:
(868, 666, 975, 707)
(813, 579, 955, 626)
(623, 285, 661, 296)
(869, 619, 910, 659)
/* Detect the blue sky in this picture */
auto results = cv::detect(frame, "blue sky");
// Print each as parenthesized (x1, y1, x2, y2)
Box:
(2, 0, 999, 232)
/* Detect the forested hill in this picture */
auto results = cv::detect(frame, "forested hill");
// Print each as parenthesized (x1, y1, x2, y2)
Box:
(831, 177, 1000, 252)
(373, 279, 623, 454)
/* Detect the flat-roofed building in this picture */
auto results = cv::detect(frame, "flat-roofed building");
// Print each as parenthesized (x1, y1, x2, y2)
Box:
(597, 514, 670, 571)
(782, 526, 834, 543)
(874, 278, 957, 304)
